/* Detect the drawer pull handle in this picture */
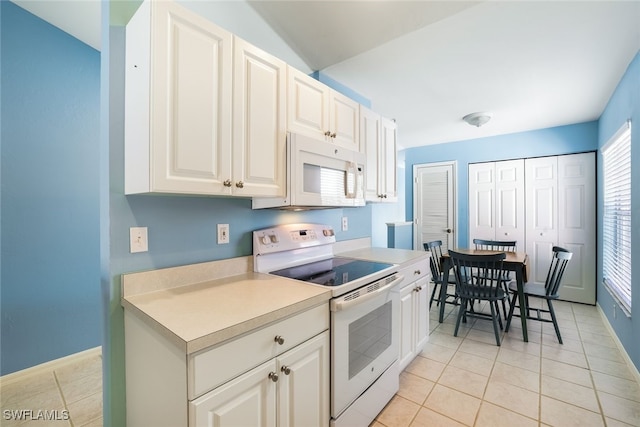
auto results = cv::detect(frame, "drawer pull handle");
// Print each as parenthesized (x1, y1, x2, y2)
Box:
(281, 366, 291, 375)
(268, 372, 279, 382)
(274, 335, 285, 345)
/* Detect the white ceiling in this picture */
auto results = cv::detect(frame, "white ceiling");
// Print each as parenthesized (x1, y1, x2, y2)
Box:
(15, 0, 640, 149)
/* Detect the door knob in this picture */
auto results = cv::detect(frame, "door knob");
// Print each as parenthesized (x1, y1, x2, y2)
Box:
(281, 366, 291, 375)
(274, 335, 285, 345)
(446, 229, 452, 233)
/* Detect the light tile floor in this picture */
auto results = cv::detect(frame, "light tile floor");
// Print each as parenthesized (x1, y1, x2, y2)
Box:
(0, 353, 102, 426)
(374, 293, 640, 427)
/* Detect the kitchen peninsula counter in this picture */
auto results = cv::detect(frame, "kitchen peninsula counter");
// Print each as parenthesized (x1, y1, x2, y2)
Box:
(121, 256, 331, 354)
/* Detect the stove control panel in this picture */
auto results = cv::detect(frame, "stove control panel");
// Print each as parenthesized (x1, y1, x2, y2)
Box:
(253, 223, 336, 255)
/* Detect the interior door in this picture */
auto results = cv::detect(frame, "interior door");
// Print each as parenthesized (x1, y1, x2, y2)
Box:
(413, 162, 455, 252)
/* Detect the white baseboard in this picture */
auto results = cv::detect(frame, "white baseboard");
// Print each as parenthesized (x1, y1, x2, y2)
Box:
(596, 303, 640, 384)
(0, 346, 102, 386)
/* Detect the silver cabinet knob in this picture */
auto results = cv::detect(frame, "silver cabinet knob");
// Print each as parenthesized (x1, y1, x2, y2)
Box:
(274, 335, 285, 345)
(324, 131, 332, 137)
(281, 366, 291, 375)
(414, 270, 421, 275)
(269, 372, 279, 382)
(235, 181, 244, 188)
(223, 179, 232, 187)
(330, 132, 337, 138)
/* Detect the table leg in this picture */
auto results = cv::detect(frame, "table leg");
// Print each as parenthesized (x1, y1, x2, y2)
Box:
(516, 268, 528, 342)
(439, 258, 450, 323)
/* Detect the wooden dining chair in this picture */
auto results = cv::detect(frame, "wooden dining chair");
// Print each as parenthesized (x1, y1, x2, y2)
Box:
(448, 250, 508, 346)
(423, 241, 458, 309)
(505, 246, 572, 344)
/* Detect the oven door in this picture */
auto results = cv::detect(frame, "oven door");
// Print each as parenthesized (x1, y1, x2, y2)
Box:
(330, 274, 403, 418)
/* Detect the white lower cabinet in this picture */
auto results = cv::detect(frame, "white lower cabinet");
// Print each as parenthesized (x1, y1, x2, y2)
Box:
(124, 303, 329, 427)
(396, 259, 430, 371)
(190, 332, 329, 427)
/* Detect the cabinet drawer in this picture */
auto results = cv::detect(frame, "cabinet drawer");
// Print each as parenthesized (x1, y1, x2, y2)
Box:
(399, 257, 430, 285)
(188, 303, 328, 399)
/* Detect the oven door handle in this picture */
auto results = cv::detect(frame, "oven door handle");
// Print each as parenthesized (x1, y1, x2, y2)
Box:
(331, 275, 405, 312)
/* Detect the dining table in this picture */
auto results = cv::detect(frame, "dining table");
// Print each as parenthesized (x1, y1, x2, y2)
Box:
(438, 248, 531, 342)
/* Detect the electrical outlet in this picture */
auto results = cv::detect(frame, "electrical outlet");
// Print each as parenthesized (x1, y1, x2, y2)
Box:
(130, 227, 148, 253)
(342, 216, 348, 231)
(217, 224, 230, 244)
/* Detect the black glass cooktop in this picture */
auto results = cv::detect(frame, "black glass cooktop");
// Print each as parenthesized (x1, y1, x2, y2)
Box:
(270, 257, 394, 287)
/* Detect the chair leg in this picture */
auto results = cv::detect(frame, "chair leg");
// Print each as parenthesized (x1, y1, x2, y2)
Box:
(454, 299, 467, 337)
(505, 292, 518, 332)
(489, 301, 501, 346)
(494, 301, 504, 330)
(429, 282, 439, 309)
(547, 299, 563, 344)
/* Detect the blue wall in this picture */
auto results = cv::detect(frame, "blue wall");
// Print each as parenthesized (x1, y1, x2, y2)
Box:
(597, 51, 640, 371)
(0, 2, 101, 374)
(404, 122, 599, 248)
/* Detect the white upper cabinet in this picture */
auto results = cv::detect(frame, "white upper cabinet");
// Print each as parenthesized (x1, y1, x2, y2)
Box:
(232, 37, 286, 197)
(360, 106, 397, 202)
(125, 1, 285, 197)
(287, 66, 360, 151)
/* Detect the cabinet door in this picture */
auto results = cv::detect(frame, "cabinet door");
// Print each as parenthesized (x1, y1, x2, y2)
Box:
(557, 152, 596, 304)
(469, 162, 496, 241)
(287, 67, 329, 139)
(190, 360, 277, 427)
(495, 159, 525, 246)
(525, 156, 559, 287)
(150, 1, 233, 195)
(277, 332, 329, 427)
(360, 106, 381, 201)
(414, 277, 430, 353)
(233, 38, 286, 197)
(398, 283, 415, 371)
(380, 117, 398, 201)
(329, 90, 360, 150)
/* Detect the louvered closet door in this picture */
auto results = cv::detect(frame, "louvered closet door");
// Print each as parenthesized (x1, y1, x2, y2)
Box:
(557, 153, 596, 304)
(414, 163, 455, 251)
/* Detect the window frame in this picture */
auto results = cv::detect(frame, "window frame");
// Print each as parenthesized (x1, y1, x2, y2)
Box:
(602, 120, 632, 316)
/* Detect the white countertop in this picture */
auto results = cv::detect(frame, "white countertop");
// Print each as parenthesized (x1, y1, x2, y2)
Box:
(121, 247, 428, 354)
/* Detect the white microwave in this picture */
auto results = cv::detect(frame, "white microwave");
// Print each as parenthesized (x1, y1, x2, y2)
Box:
(252, 133, 365, 209)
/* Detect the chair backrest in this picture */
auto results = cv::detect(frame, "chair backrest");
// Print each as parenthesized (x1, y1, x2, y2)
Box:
(423, 240, 445, 278)
(473, 238, 517, 252)
(545, 246, 573, 297)
(448, 250, 507, 299)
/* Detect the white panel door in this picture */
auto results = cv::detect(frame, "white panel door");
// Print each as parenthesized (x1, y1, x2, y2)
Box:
(287, 66, 329, 139)
(525, 157, 559, 287)
(380, 117, 398, 201)
(495, 159, 525, 247)
(557, 152, 596, 304)
(413, 162, 455, 251)
(151, 1, 233, 194)
(329, 91, 360, 151)
(233, 38, 286, 197)
(468, 162, 496, 241)
(360, 106, 381, 201)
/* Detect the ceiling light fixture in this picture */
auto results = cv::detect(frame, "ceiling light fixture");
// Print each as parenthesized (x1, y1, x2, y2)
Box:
(463, 112, 492, 127)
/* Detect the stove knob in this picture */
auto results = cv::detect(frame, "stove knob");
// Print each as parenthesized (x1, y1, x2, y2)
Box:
(261, 235, 270, 245)
(269, 234, 279, 243)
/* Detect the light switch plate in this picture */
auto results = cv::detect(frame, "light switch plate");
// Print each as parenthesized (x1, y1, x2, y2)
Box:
(342, 217, 348, 231)
(217, 224, 230, 244)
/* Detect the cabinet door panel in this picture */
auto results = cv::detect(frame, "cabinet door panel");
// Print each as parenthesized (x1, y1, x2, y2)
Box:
(361, 106, 381, 201)
(398, 285, 415, 371)
(190, 360, 276, 427)
(277, 332, 329, 427)
(233, 38, 286, 197)
(151, 1, 232, 194)
(287, 67, 328, 138)
(414, 277, 430, 352)
(380, 117, 398, 201)
(330, 91, 360, 150)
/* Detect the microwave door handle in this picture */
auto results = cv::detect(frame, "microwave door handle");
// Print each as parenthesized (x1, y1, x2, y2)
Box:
(345, 162, 356, 198)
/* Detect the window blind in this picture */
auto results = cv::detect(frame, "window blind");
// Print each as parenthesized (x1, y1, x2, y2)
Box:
(602, 120, 632, 315)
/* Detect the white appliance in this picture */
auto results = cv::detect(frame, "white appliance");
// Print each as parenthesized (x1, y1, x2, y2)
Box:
(252, 133, 365, 210)
(253, 224, 402, 426)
